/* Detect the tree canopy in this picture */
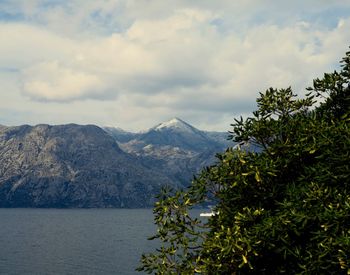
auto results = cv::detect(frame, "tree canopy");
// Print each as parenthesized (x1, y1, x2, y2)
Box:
(138, 49, 350, 274)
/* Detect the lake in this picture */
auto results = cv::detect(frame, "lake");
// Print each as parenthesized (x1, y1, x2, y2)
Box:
(0, 208, 162, 275)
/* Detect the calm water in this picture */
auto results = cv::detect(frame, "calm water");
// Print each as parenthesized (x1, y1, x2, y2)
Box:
(0, 208, 161, 275)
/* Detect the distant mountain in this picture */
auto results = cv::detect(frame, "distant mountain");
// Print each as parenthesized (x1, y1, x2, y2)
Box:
(138, 117, 224, 151)
(205, 131, 231, 147)
(104, 118, 233, 187)
(0, 119, 233, 208)
(104, 118, 230, 151)
(103, 126, 137, 143)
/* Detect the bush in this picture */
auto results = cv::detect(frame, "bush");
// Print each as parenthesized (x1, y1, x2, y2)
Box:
(138, 49, 350, 274)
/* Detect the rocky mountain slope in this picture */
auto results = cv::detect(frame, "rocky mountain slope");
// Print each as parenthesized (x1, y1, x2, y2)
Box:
(0, 119, 232, 208)
(0, 124, 177, 207)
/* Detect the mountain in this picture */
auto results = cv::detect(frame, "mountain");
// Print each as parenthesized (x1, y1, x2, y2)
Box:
(103, 126, 138, 143)
(138, 117, 224, 151)
(104, 118, 232, 187)
(104, 118, 230, 151)
(0, 119, 232, 208)
(0, 124, 177, 208)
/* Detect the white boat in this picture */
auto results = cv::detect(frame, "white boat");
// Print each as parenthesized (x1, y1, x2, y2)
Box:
(200, 210, 218, 217)
(200, 212, 215, 217)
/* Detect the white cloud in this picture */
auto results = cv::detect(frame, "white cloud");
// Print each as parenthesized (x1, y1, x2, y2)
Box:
(0, 1, 350, 130)
(22, 61, 105, 101)
(0, 23, 76, 68)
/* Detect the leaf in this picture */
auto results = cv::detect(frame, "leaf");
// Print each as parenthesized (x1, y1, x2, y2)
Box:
(239, 158, 246, 164)
(255, 172, 261, 182)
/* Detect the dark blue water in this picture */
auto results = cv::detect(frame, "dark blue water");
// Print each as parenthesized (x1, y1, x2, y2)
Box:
(0, 209, 160, 275)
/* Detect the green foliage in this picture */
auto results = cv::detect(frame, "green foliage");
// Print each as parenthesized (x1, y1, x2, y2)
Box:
(138, 49, 350, 274)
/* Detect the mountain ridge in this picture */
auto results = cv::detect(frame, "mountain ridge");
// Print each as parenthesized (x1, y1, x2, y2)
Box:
(103, 117, 230, 148)
(0, 119, 233, 208)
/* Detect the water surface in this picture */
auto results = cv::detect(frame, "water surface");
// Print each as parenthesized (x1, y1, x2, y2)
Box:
(0, 208, 159, 275)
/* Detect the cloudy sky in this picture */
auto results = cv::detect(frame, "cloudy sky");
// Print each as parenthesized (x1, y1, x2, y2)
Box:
(0, 0, 349, 131)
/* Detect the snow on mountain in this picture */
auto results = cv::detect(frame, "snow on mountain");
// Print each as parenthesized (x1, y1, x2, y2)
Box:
(152, 117, 197, 133)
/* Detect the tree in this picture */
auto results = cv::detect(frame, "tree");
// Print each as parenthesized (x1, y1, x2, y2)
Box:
(138, 49, 350, 274)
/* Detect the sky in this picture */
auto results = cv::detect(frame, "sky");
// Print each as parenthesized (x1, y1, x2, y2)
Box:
(0, 0, 349, 132)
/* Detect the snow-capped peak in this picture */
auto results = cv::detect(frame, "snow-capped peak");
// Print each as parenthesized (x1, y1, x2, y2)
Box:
(153, 118, 196, 133)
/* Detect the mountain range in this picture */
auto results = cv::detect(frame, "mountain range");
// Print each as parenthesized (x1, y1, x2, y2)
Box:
(0, 118, 233, 207)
